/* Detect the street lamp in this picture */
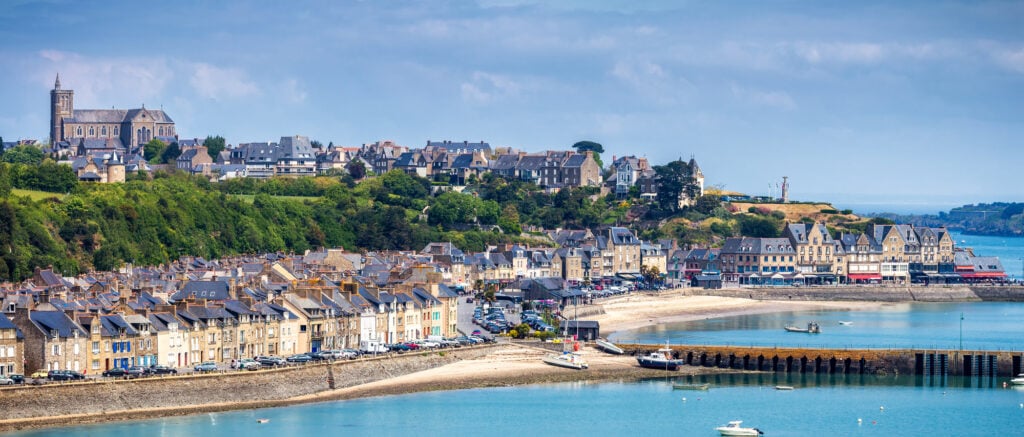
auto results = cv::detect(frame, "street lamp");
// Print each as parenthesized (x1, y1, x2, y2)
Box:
(959, 312, 964, 351)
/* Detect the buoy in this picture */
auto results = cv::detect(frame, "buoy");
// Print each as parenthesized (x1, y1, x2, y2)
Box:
(857, 418, 862, 424)
(681, 397, 686, 402)
(879, 406, 884, 411)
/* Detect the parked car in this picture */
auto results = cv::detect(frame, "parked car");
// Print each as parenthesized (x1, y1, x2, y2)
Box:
(388, 343, 412, 352)
(0, 375, 13, 385)
(256, 358, 288, 368)
(49, 370, 85, 381)
(149, 365, 177, 375)
(30, 370, 48, 379)
(471, 330, 482, 336)
(8, 374, 24, 384)
(194, 361, 219, 372)
(286, 354, 312, 363)
(340, 349, 360, 359)
(236, 359, 261, 371)
(102, 367, 128, 378)
(126, 366, 147, 377)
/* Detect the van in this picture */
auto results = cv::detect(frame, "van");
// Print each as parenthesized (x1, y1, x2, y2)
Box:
(359, 340, 388, 354)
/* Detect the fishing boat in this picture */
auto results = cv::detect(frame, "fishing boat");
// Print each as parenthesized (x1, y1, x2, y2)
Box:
(673, 383, 709, 390)
(595, 338, 624, 355)
(542, 352, 588, 370)
(784, 322, 821, 333)
(715, 421, 763, 436)
(838, 321, 853, 326)
(636, 342, 685, 370)
(256, 419, 270, 424)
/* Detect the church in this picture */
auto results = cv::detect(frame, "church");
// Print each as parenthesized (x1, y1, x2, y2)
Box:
(49, 74, 176, 151)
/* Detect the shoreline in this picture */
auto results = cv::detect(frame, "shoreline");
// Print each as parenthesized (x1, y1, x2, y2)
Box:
(0, 292, 980, 434)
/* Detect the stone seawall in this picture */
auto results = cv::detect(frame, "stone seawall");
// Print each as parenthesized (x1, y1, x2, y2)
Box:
(0, 346, 497, 430)
(682, 285, 1024, 302)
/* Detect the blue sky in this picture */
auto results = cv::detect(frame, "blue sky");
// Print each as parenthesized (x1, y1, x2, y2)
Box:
(1, 0, 1021, 208)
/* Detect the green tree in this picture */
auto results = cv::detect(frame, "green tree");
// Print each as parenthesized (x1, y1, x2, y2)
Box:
(692, 194, 721, 215)
(1, 146, 44, 165)
(160, 141, 181, 164)
(571, 140, 604, 169)
(739, 215, 781, 237)
(203, 135, 226, 159)
(654, 159, 698, 215)
(346, 160, 366, 180)
(143, 139, 167, 163)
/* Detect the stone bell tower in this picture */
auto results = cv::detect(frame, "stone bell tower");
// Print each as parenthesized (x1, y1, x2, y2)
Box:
(50, 73, 74, 145)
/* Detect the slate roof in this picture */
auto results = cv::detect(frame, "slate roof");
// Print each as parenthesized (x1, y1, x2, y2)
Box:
(29, 311, 87, 338)
(65, 108, 174, 124)
(170, 280, 231, 302)
(563, 154, 588, 168)
(100, 314, 139, 336)
(609, 227, 640, 245)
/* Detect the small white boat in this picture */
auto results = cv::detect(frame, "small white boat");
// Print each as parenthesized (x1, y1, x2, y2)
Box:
(716, 420, 763, 436)
(256, 418, 270, 424)
(1010, 373, 1024, 385)
(542, 352, 588, 370)
(774, 385, 795, 390)
(595, 338, 624, 355)
(784, 322, 821, 333)
(838, 321, 853, 326)
(673, 383, 710, 390)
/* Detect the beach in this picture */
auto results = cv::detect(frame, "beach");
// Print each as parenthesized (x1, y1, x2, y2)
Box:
(0, 294, 887, 433)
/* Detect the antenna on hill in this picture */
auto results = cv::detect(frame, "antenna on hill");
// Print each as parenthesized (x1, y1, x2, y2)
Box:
(781, 176, 789, 203)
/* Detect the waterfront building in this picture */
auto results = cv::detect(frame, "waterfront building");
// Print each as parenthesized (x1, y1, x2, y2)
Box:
(720, 237, 797, 285)
(0, 313, 25, 377)
(783, 223, 838, 284)
(872, 225, 911, 283)
(11, 304, 89, 373)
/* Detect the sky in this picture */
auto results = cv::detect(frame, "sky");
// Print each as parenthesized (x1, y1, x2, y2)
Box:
(0, 0, 1021, 210)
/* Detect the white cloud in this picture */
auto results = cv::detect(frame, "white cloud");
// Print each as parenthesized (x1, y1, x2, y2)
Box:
(189, 63, 259, 100)
(282, 78, 307, 104)
(610, 59, 692, 105)
(730, 83, 796, 110)
(460, 71, 524, 104)
(991, 46, 1024, 74)
(35, 50, 173, 107)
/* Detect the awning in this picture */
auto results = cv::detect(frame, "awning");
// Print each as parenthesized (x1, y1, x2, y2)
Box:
(770, 272, 785, 280)
(848, 273, 882, 280)
(959, 272, 1007, 279)
(615, 273, 641, 280)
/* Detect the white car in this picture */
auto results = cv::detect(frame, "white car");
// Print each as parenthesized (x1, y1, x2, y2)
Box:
(0, 375, 13, 385)
(413, 339, 440, 348)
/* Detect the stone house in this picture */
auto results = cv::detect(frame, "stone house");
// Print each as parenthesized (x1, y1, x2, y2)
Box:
(0, 313, 24, 377)
(11, 306, 89, 373)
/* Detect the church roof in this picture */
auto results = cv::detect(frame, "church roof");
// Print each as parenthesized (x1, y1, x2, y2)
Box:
(65, 108, 174, 124)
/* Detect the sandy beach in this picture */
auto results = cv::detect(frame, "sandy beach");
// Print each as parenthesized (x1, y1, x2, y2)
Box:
(298, 294, 888, 403)
(0, 293, 893, 433)
(593, 293, 888, 334)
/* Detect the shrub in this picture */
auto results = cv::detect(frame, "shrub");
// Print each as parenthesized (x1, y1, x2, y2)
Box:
(770, 210, 786, 220)
(820, 208, 839, 214)
(841, 209, 853, 215)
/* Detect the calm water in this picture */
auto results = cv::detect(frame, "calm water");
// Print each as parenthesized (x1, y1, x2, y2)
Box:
(9, 375, 1024, 436)
(952, 231, 1024, 280)
(608, 302, 1024, 350)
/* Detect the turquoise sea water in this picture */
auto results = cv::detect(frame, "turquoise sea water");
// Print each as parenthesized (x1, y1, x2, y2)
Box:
(9, 375, 1024, 436)
(608, 302, 1024, 350)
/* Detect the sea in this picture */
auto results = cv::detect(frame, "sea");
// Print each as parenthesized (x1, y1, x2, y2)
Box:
(13, 302, 1024, 437)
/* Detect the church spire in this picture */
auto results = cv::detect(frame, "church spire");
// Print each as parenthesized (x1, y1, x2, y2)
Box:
(54, 73, 61, 90)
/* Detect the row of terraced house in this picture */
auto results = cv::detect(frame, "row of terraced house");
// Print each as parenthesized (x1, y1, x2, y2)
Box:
(710, 222, 1006, 285)
(0, 253, 462, 377)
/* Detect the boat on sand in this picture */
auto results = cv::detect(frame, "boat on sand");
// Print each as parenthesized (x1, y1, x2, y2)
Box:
(542, 352, 588, 370)
(595, 338, 624, 355)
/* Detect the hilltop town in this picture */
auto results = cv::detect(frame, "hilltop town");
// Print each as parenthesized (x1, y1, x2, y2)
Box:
(0, 77, 1012, 383)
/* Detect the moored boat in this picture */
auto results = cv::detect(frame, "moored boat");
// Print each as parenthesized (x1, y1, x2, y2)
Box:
(774, 385, 795, 390)
(542, 352, 588, 370)
(595, 338, 624, 355)
(1010, 373, 1024, 385)
(673, 383, 709, 390)
(636, 342, 685, 370)
(784, 322, 821, 333)
(838, 321, 853, 326)
(715, 420, 763, 436)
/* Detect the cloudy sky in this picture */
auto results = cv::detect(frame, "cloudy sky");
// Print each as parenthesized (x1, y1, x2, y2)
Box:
(1, 0, 1021, 209)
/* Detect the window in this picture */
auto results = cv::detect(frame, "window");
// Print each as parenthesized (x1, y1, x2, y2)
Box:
(73, 343, 80, 355)
(89, 127, 94, 136)
(52, 344, 61, 356)
(101, 126, 107, 136)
